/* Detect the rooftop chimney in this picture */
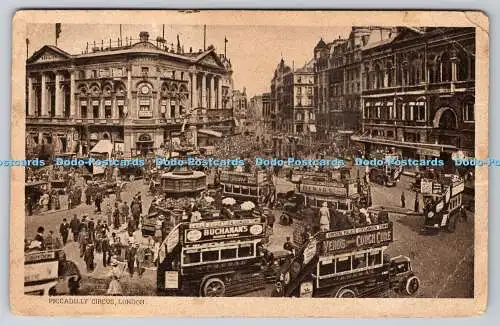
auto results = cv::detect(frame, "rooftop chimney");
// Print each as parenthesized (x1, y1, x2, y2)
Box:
(139, 31, 149, 42)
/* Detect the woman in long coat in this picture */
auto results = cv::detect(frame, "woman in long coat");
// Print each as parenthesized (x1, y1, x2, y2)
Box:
(107, 258, 123, 296)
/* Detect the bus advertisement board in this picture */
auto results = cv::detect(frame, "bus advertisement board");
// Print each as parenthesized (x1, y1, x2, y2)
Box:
(321, 223, 393, 256)
(184, 218, 265, 244)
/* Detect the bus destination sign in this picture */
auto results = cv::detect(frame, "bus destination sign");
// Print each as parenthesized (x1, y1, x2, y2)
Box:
(321, 223, 393, 256)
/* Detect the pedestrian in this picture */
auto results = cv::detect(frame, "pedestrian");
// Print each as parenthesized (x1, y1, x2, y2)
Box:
(125, 241, 137, 277)
(135, 243, 145, 277)
(101, 231, 111, 267)
(264, 207, 275, 229)
(88, 217, 96, 243)
(67, 190, 73, 210)
(84, 242, 95, 272)
(131, 200, 141, 230)
(319, 202, 330, 232)
(401, 191, 406, 208)
(70, 214, 80, 242)
(95, 190, 103, 213)
(84, 185, 91, 205)
(107, 257, 123, 296)
(59, 218, 70, 246)
(104, 202, 113, 225)
(414, 193, 420, 213)
(34, 226, 46, 250)
(283, 236, 294, 253)
(113, 202, 121, 229)
(121, 201, 129, 224)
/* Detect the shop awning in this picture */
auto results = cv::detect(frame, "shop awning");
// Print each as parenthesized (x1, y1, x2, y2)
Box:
(308, 125, 317, 133)
(90, 139, 113, 154)
(198, 129, 223, 138)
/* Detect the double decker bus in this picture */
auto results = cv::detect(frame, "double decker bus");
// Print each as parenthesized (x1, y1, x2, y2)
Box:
(220, 170, 270, 205)
(273, 221, 420, 298)
(25, 249, 81, 295)
(156, 216, 280, 296)
(421, 174, 466, 233)
(368, 152, 403, 187)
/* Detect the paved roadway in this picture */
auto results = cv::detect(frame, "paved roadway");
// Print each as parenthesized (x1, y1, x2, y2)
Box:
(25, 173, 474, 298)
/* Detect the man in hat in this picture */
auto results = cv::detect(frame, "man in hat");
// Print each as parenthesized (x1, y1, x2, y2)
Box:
(101, 230, 111, 267)
(69, 214, 80, 242)
(34, 226, 46, 250)
(59, 218, 70, 246)
(135, 242, 146, 277)
(125, 240, 137, 277)
(104, 202, 113, 226)
(88, 216, 96, 243)
(113, 202, 121, 229)
(264, 207, 275, 229)
(83, 240, 95, 272)
(121, 201, 130, 225)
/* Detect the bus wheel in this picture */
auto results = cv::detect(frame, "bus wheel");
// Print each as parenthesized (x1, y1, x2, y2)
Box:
(404, 276, 420, 296)
(446, 214, 457, 233)
(336, 288, 357, 298)
(202, 278, 226, 297)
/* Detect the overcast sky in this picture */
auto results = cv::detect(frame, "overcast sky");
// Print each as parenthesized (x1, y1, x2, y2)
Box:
(26, 24, 351, 97)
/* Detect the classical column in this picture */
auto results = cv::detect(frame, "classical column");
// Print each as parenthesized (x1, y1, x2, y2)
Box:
(100, 98, 105, 119)
(194, 73, 200, 108)
(70, 71, 76, 117)
(201, 73, 207, 108)
(27, 76, 34, 116)
(41, 73, 48, 116)
(209, 75, 215, 109)
(175, 98, 180, 118)
(166, 98, 171, 119)
(190, 72, 194, 109)
(55, 72, 62, 117)
(127, 66, 132, 116)
(217, 77, 223, 109)
(112, 96, 118, 119)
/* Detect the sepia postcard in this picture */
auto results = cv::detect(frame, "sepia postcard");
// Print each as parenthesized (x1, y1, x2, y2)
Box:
(10, 10, 488, 317)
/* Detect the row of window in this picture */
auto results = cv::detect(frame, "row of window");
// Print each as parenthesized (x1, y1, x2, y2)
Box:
(364, 104, 426, 121)
(448, 194, 463, 212)
(364, 103, 475, 123)
(181, 242, 256, 266)
(305, 196, 350, 211)
(79, 99, 186, 119)
(82, 67, 185, 80)
(222, 184, 267, 197)
(318, 249, 384, 277)
(363, 55, 474, 91)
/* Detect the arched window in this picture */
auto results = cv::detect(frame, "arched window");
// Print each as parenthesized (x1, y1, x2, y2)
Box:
(438, 109, 457, 129)
(374, 64, 382, 89)
(386, 62, 393, 87)
(457, 49, 469, 81)
(440, 52, 452, 82)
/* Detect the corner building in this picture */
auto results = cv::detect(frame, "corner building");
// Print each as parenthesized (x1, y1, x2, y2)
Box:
(353, 27, 475, 164)
(25, 31, 234, 157)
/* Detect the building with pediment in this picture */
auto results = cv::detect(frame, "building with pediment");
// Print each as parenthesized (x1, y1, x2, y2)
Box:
(25, 31, 234, 157)
(352, 27, 475, 164)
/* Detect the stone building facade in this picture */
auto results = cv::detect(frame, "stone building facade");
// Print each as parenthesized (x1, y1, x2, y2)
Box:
(353, 27, 475, 163)
(25, 31, 234, 157)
